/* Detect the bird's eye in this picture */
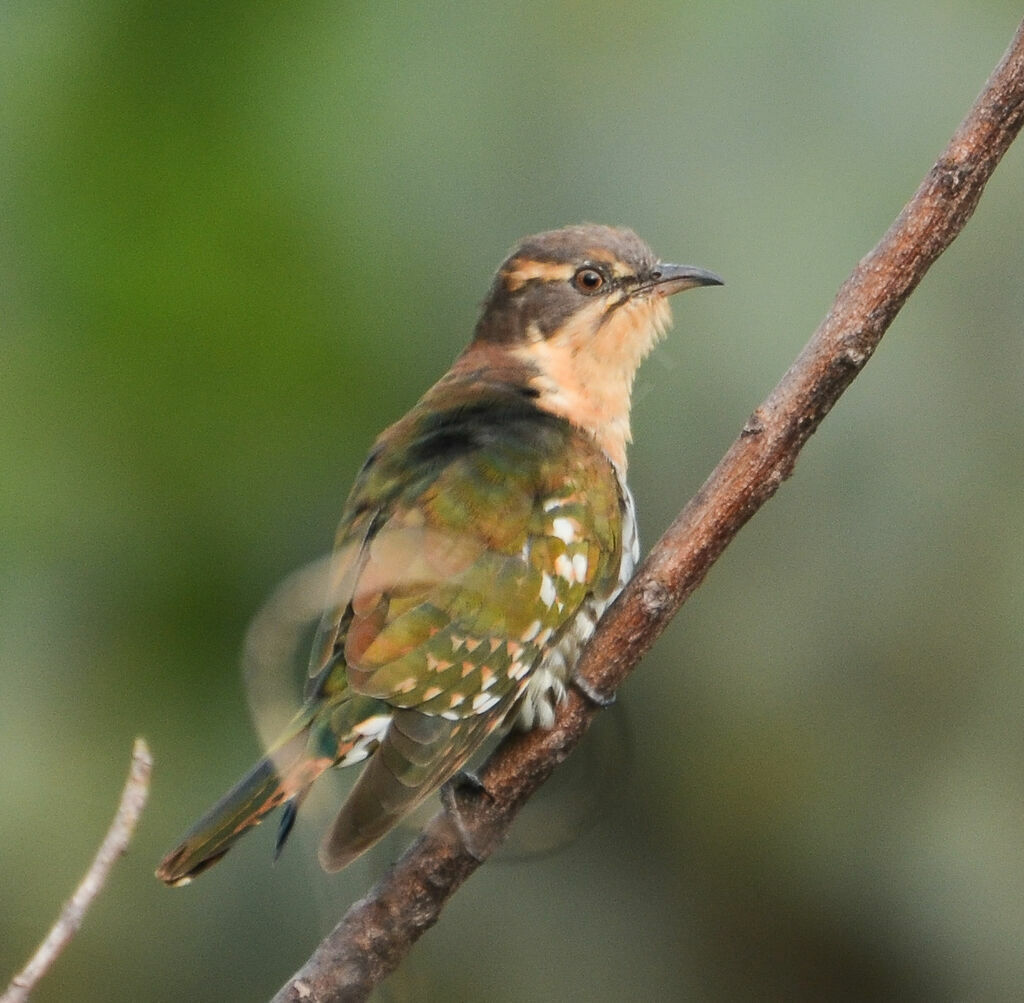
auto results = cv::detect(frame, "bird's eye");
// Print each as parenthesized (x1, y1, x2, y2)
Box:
(573, 267, 605, 294)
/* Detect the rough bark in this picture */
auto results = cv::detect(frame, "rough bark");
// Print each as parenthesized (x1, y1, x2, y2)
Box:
(273, 19, 1024, 1003)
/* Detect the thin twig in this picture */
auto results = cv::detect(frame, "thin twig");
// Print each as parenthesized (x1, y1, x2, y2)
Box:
(1, 739, 153, 1003)
(273, 19, 1024, 1003)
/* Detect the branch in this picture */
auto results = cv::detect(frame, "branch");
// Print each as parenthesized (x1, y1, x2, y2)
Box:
(274, 20, 1024, 1003)
(2, 739, 153, 1003)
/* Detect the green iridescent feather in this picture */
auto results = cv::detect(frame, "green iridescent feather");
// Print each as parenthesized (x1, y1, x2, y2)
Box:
(307, 380, 625, 868)
(158, 379, 626, 882)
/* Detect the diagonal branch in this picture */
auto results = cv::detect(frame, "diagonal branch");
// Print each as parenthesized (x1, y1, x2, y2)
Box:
(2, 739, 153, 1003)
(273, 19, 1024, 1003)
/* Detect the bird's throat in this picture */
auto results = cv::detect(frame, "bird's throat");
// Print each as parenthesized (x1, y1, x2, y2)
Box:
(510, 296, 671, 472)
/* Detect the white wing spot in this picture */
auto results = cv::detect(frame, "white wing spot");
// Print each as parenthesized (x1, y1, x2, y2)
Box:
(539, 572, 557, 608)
(554, 553, 575, 582)
(340, 746, 371, 766)
(572, 552, 588, 582)
(472, 692, 500, 713)
(341, 721, 387, 765)
(353, 714, 390, 738)
(551, 517, 576, 545)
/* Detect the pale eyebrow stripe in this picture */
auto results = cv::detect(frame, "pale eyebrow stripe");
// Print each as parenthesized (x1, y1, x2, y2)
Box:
(501, 260, 576, 291)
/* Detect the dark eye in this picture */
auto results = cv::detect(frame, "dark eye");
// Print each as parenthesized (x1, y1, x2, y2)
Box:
(573, 267, 605, 294)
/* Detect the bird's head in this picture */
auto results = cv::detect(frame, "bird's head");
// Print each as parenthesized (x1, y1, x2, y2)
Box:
(464, 224, 722, 470)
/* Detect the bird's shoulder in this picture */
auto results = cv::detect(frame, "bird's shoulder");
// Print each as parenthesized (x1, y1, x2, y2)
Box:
(344, 375, 623, 550)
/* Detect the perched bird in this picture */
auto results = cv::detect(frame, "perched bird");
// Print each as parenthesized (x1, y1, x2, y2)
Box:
(156, 224, 721, 885)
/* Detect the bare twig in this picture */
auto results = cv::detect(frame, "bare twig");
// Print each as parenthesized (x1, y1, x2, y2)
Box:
(2, 739, 153, 1003)
(274, 20, 1024, 1003)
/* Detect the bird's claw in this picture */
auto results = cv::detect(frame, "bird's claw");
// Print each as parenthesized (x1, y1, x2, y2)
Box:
(572, 673, 616, 708)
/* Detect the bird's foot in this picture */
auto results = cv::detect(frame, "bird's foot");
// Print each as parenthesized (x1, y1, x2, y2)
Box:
(440, 771, 494, 862)
(572, 672, 616, 708)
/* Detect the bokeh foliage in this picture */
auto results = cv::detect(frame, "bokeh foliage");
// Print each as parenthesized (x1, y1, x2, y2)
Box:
(3, 3, 1024, 999)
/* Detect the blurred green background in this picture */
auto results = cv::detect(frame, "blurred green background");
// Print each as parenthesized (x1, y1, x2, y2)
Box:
(3, 3, 1024, 1000)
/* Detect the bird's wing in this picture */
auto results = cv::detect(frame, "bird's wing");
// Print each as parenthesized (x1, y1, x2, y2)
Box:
(307, 394, 626, 868)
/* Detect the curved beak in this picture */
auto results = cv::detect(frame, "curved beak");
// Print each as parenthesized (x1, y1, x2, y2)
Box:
(650, 263, 724, 296)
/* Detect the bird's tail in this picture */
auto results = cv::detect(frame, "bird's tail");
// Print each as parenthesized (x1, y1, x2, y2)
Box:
(155, 708, 329, 886)
(318, 702, 507, 872)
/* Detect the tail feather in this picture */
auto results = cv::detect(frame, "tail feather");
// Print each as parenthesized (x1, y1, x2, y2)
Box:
(273, 784, 311, 861)
(156, 724, 325, 886)
(318, 705, 505, 872)
(317, 742, 435, 873)
(155, 756, 283, 885)
(157, 694, 391, 885)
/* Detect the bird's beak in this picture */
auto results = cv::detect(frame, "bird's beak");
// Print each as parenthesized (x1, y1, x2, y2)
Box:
(649, 263, 724, 296)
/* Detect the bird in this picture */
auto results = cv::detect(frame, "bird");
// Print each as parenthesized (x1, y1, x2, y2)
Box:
(156, 224, 721, 885)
